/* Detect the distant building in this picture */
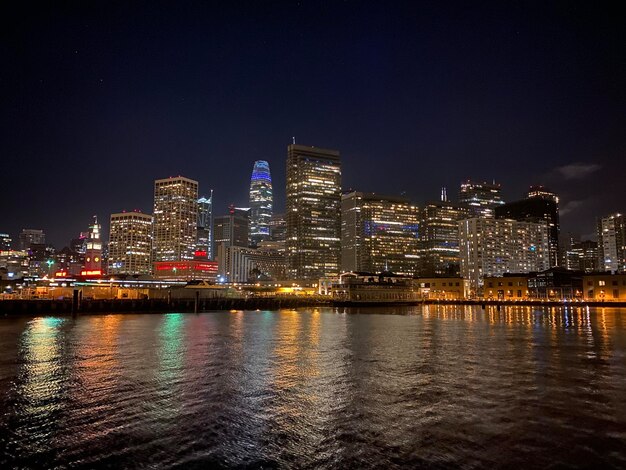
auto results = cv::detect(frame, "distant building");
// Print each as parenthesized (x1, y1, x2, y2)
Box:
(217, 245, 286, 282)
(341, 191, 419, 276)
(269, 213, 286, 243)
(153, 176, 199, 262)
(572, 240, 599, 273)
(459, 217, 550, 293)
(249, 160, 273, 247)
(286, 144, 341, 279)
(0, 250, 29, 280)
(108, 211, 153, 275)
(418, 192, 469, 276)
(82, 216, 103, 277)
(19, 229, 45, 251)
(597, 213, 626, 273)
(0, 233, 12, 251)
(213, 206, 249, 258)
(197, 192, 213, 259)
(458, 180, 504, 218)
(495, 188, 560, 267)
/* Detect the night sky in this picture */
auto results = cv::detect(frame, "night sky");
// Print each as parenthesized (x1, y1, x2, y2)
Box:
(1, 1, 624, 247)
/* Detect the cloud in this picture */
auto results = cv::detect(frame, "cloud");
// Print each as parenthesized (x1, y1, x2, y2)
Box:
(555, 163, 601, 180)
(560, 199, 585, 217)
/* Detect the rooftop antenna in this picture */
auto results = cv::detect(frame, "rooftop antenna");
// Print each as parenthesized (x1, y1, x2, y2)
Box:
(292, 136, 296, 144)
(441, 187, 448, 202)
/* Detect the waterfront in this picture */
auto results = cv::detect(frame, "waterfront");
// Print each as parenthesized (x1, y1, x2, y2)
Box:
(1, 306, 625, 468)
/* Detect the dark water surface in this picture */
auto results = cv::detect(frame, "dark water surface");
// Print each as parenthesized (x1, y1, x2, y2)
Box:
(1, 306, 625, 469)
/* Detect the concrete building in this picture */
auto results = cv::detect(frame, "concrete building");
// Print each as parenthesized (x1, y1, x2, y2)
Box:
(341, 191, 419, 276)
(459, 218, 550, 294)
(597, 213, 626, 273)
(19, 229, 45, 250)
(213, 207, 249, 255)
(108, 211, 153, 275)
(153, 176, 199, 262)
(583, 273, 626, 300)
(286, 144, 341, 279)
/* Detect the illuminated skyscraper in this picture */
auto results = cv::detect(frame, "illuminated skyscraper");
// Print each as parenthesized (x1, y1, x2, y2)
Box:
(341, 192, 419, 275)
(597, 213, 626, 273)
(153, 176, 199, 262)
(249, 160, 273, 247)
(459, 180, 504, 218)
(108, 211, 153, 275)
(286, 144, 341, 279)
(197, 192, 213, 259)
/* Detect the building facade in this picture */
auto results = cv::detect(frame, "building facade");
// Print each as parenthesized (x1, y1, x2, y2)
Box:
(286, 144, 341, 279)
(82, 216, 103, 276)
(197, 192, 213, 259)
(459, 217, 550, 293)
(19, 229, 45, 251)
(153, 176, 199, 262)
(108, 211, 153, 275)
(249, 160, 273, 247)
(458, 180, 504, 218)
(341, 191, 419, 276)
(597, 213, 626, 273)
(213, 206, 249, 256)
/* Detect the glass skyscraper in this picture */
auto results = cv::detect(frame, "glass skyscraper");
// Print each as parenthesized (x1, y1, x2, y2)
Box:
(249, 160, 273, 247)
(197, 191, 213, 259)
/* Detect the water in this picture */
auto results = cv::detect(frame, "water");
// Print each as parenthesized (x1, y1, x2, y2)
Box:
(0, 306, 625, 469)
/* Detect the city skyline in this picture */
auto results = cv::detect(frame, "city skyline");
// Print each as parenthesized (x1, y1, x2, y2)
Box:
(1, 2, 624, 246)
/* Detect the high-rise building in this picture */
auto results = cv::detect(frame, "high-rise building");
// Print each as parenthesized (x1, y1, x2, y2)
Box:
(249, 160, 273, 247)
(0, 233, 12, 251)
(597, 213, 626, 273)
(108, 211, 153, 275)
(269, 213, 286, 243)
(286, 144, 341, 279)
(197, 192, 213, 259)
(495, 188, 560, 268)
(459, 218, 550, 293)
(341, 191, 419, 275)
(213, 206, 249, 256)
(153, 176, 199, 262)
(19, 229, 45, 251)
(82, 216, 103, 276)
(570, 240, 599, 273)
(419, 195, 470, 277)
(459, 180, 504, 218)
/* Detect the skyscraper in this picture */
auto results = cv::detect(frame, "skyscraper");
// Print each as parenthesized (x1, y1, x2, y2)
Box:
(341, 191, 419, 275)
(286, 144, 341, 279)
(153, 176, 199, 262)
(108, 211, 153, 275)
(597, 213, 626, 273)
(197, 192, 213, 259)
(249, 160, 273, 247)
(459, 180, 504, 218)
(495, 187, 560, 268)
(19, 229, 45, 251)
(82, 216, 103, 276)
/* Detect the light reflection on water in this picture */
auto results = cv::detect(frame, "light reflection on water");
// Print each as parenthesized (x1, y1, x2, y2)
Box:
(0, 306, 625, 469)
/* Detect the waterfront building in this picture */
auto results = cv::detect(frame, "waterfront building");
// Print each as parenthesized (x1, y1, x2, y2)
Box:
(332, 272, 420, 303)
(459, 218, 550, 293)
(583, 273, 626, 300)
(597, 213, 626, 273)
(458, 180, 504, 218)
(286, 144, 341, 279)
(108, 211, 153, 275)
(495, 187, 560, 267)
(341, 191, 419, 276)
(0, 250, 29, 280)
(153, 259, 218, 281)
(153, 176, 199, 262)
(217, 245, 286, 282)
(82, 216, 103, 277)
(249, 160, 273, 247)
(0, 233, 12, 251)
(197, 192, 213, 259)
(482, 274, 531, 299)
(414, 277, 469, 299)
(418, 193, 469, 276)
(18, 229, 45, 251)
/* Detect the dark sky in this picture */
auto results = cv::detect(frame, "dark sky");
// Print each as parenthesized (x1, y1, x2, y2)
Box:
(1, 1, 624, 247)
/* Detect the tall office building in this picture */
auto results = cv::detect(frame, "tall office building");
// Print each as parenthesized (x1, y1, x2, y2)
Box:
(153, 176, 199, 262)
(597, 213, 626, 273)
(213, 206, 249, 254)
(286, 144, 341, 279)
(570, 240, 598, 273)
(459, 180, 504, 218)
(0, 233, 12, 251)
(495, 187, 560, 267)
(197, 192, 213, 259)
(459, 218, 550, 293)
(249, 160, 273, 247)
(341, 191, 419, 275)
(419, 193, 470, 277)
(108, 211, 153, 275)
(19, 229, 45, 250)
